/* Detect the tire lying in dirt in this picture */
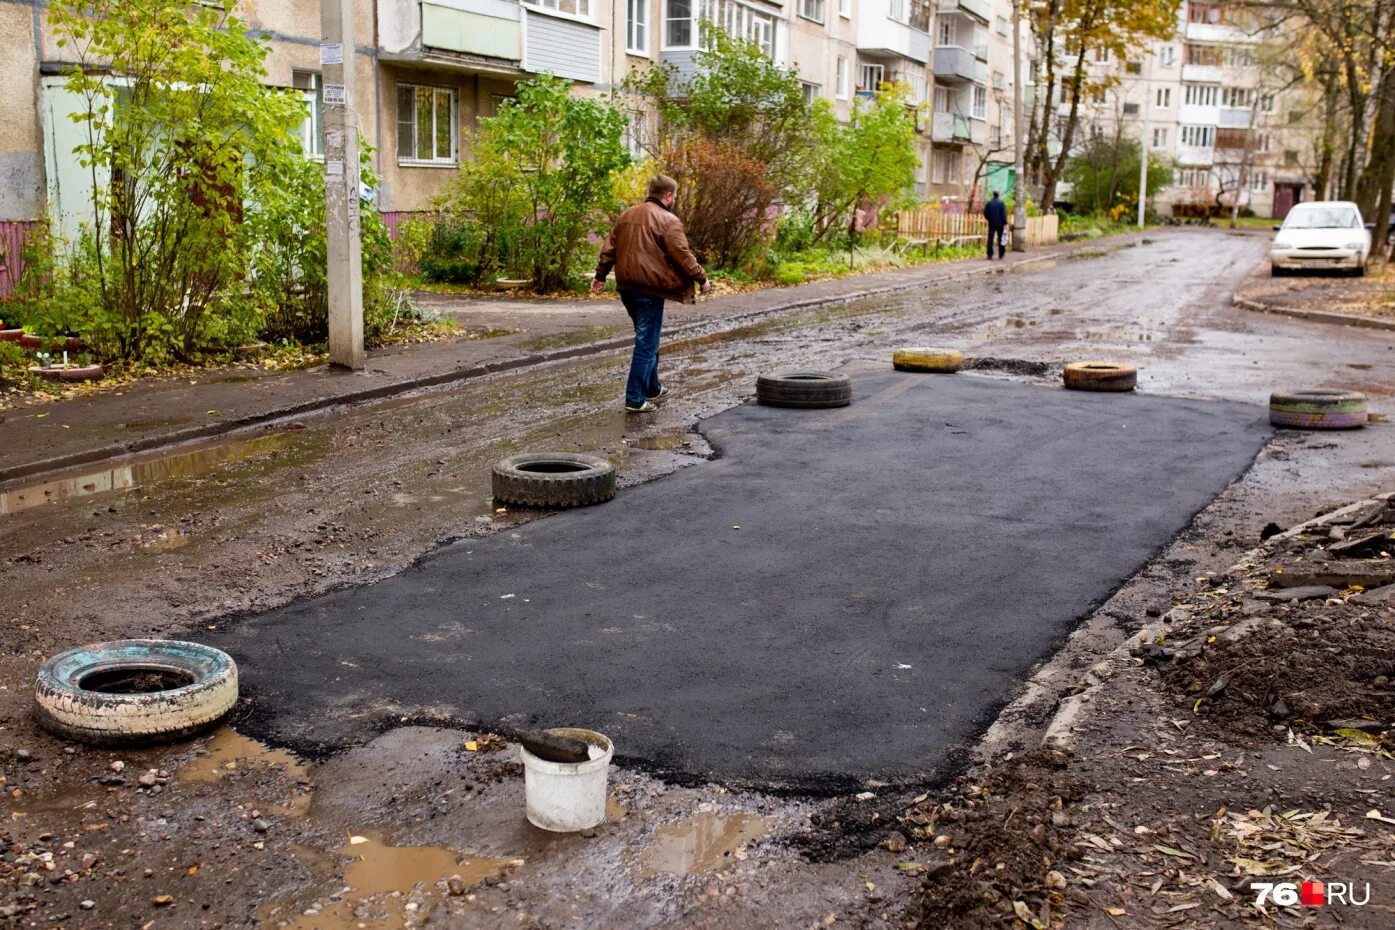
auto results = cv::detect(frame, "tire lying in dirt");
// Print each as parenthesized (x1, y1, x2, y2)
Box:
(492, 453, 616, 508)
(34, 640, 238, 746)
(892, 347, 963, 373)
(1063, 362, 1137, 392)
(1269, 390, 1368, 429)
(756, 372, 853, 409)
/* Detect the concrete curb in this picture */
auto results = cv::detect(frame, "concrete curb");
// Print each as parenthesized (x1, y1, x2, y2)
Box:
(1040, 489, 1395, 752)
(0, 248, 1081, 485)
(1231, 293, 1395, 332)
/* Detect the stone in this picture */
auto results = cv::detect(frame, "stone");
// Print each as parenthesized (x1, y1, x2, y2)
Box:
(1354, 584, 1395, 606)
(15, 749, 31, 763)
(251, 819, 270, 834)
(1254, 586, 1336, 603)
(881, 832, 908, 854)
(138, 771, 159, 788)
(1046, 871, 1067, 890)
(79, 901, 95, 910)
(108, 761, 125, 773)
(447, 877, 467, 896)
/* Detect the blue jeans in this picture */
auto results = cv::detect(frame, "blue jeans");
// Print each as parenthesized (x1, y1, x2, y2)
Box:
(620, 291, 664, 406)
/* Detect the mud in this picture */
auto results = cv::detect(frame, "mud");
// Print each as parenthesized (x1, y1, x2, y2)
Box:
(3, 230, 1395, 927)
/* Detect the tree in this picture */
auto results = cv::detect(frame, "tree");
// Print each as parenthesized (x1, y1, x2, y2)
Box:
(1063, 136, 1175, 214)
(807, 86, 921, 242)
(1024, 0, 1181, 212)
(49, 0, 306, 361)
(468, 75, 630, 292)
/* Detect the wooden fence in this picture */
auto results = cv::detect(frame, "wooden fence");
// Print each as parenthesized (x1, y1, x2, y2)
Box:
(895, 207, 1058, 248)
(0, 221, 41, 302)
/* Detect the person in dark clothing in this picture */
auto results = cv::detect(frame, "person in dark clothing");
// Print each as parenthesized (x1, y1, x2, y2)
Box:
(593, 175, 710, 413)
(983, 191, 1008, 260)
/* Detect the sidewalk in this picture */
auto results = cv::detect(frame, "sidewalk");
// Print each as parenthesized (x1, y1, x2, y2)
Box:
(0, 241, 1115, 483)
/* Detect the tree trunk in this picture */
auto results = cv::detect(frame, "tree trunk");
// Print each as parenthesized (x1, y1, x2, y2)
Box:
(1355, 65, 1395, 223)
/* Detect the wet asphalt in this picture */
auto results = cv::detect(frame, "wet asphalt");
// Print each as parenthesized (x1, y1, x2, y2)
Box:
(208, 373, 1271, 791)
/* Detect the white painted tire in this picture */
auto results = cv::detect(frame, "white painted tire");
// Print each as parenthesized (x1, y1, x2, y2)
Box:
(34, 640, 238, 746)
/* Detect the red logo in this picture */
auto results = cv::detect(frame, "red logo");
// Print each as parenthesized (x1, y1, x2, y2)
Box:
(1301, 882, 1326, 907)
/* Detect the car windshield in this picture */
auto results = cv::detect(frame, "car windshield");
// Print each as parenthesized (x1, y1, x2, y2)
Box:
(1284, 208, 1361, 229)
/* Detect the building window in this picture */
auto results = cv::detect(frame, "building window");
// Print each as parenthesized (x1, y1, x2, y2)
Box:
(1093, 47, 1109, 63)
(628, 0, 648, 53)
(889, 0, 906, 24)
(1156, 87, 1171, 107)
(992, 70, 1005, 91)
(1159, 45, 1176, 67)
(858, 63, 884, 94)
(1183, 83, 1218, 106)
(948, 149, 961, 182)
(1125, 61, 1142, 75)
(931, 150, 947, 184)
(396, 83, 457, 164)
(624, 109, 647, 158)
(1152, 127, 1167, 147)
(1123, 102, 1140, 117)
(1092, 87, 1106, 105)
(1180, 125, 1215, 147)
(972, 85, 987, 119)
(836, 57, 849, 99)
(995, 15, 1008, 35)
(839, 0, 850, 16)
(1257, 132, 1272, 152)
(666, 0, 775, 55)
(1250, 171, 1269, 191)
(1283, 150, 1300, 166)
(1188, 2, 1224, 24)
(1215, 127, 1249, 149)
(801, 81, 821, 105)
(666, 0, 692, 45)
(1221, 87, 1252, 108)
(1259, 94, 1275, 113)
(799, 0, 824, 23)
(938, 20, 953, 46)
(1185, 43, 1221, 66)
(293, 70, 323, 158)
(530, 0, 592, 17)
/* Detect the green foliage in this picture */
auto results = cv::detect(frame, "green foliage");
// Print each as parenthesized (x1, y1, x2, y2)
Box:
(807, 89, 920, 242)
(49, 0, 308, 362)
(772, 262, 805, 286)
(1062, 136, 1175, 216)
(664, 138, 774, 269)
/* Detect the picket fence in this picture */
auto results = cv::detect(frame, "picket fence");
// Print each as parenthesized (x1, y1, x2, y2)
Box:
(895, 207, 1059, 247)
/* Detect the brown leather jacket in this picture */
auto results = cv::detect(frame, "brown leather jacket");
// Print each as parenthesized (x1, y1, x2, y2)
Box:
(595, 198, 707, 304)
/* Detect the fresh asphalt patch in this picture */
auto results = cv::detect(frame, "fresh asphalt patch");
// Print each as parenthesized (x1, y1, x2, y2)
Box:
(206, 374, 1272, 792)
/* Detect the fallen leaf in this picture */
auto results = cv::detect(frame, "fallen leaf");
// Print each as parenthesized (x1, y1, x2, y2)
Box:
(896, 861, 925, 872)
(1107, 907, 1127, 916)
(1152, 844, 1195, 860)
(1365, 810, 1395, 826)
(1335, 728, 1379, 745)
(464, 741, 478, 752)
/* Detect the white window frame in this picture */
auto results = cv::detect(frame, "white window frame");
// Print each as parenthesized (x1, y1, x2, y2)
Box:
(663, 0, 776, 56)
(525, 0, 594, 22)
(890, 0, 908, 24)
(858, 63, 884, 94)
(972, 85, 986, 119)
(798, 0, 824, 24)
(931, 150, 947, 184)
(1183, 83, 1218, 107)
(293, 70, 324, 159)
(1152, 127, 1167, 147)
(801, 81, 821, 105)
(1155, 87, 1171, 108)
(995, 15, 1008, 36)
(835, 56, 849, 99)
(938, 19, 953, 46)
(627, 0, 649, 54)
(1123, 102, 1139, 117)
(1250, 171, 1269, 191)
(933, 85, 951, 113)
(396, 83, 458, 166)
(1259, 93, 1275, 113)
(839, 0, 850, 15)
(1159, 45, 1175, 67)
(1181, 125, 1214, 147)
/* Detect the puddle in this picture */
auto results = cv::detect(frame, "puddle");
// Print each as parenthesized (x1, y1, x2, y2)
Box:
(638, 812, 769, 877)
(631, 433, 692, 451)
(258, 831, 516, 930)
(0, 433, 291, 516)
(11, 784, 107, 821)
(181, 727, 312, 817)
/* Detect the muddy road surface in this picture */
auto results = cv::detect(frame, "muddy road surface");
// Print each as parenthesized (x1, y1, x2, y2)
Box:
(2, 228, 1393, 929)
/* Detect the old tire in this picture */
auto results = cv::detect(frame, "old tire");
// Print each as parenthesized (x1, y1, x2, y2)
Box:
(492, 453, 615, 508)
(756, 372, 852, 409)
(893, 347, 963, 373)
(1269, 390, 1367, 429)
(34, 640, 238, 746)
(1063, 362, 1137, 392)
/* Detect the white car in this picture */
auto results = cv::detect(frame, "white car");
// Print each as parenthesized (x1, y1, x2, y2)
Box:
(1270, 201, 1372, 277)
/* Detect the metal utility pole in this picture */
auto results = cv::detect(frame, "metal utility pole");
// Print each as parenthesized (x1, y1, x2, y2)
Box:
(1011, 0, 1027, 251)
(1138, 64, 1151, 229)
(321, 0, 364, 370)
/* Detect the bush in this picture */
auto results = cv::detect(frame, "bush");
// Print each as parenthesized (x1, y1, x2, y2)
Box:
(664, 139, 775, 270)
(773, 262, 805, 286)
(416, 219, 483, 284)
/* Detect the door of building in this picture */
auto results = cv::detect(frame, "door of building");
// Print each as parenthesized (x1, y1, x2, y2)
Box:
(1272, 184, 1301, 220)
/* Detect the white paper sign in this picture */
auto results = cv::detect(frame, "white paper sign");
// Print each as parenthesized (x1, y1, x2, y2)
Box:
(319, 43, 344, 65)
(323, 84, 347, 106)
(325, 160, 344, 177)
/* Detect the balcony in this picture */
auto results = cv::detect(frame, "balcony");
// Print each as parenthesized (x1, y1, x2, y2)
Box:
(937, 0, 991, 22)
(1185, 21, 1253, 44)
(378, 0, 601, 83)
(1218, 107, 1252, 129)
(930, 111, 971, 143)
(1181, 63, 1222, 83)
(1176, 145, 1214, 166)
(857, 15, 931, 64)
(933, 45, 985, 83)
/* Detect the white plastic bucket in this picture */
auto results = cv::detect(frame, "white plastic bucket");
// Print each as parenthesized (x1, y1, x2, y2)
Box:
(520, 727, 613, 832)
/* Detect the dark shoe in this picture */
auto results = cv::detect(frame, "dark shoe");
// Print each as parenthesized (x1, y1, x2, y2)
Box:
(625, 401, 658, 413)
(649, 385, 671, 401)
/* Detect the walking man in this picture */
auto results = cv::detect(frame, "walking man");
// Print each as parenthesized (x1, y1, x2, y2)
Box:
(983, 190, 1008, 260)
(592, 176, 710, 413)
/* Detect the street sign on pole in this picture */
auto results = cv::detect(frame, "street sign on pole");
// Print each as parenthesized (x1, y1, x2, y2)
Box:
(1011, 0, 1027, 251)
(321, 0, 364, 370)
(1138, 62, 1151, 229)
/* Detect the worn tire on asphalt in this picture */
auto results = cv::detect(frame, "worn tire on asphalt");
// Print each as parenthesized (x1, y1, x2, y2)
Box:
(892, 347, 963, 373)
(1269, 390, 1368, 429)
(1063, 362, 1137, 392)
(756, 372, 853, 409)
(34, 640, 238, 746)
(492, 453, 616, 508)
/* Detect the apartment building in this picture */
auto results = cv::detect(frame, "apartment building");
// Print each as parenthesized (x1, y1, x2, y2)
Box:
(0, 0, 1020, 265)
(1056, 0, 1316, 219)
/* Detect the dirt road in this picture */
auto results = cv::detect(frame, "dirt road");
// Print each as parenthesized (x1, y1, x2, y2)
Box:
(2, 228, 1392, 929)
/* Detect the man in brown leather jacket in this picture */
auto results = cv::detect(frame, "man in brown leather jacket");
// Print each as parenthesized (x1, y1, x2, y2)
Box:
(592, 175, 710, 412)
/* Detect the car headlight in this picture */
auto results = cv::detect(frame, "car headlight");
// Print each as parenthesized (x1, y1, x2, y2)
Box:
(1344, 241, 1364, 250)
